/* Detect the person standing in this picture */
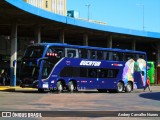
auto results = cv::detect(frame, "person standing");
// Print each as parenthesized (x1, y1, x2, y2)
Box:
(1, 69, 6, 86)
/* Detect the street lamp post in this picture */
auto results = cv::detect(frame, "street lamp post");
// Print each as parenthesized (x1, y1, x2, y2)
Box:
(85, 4, 91, 21)
(137, 4, 144, 31)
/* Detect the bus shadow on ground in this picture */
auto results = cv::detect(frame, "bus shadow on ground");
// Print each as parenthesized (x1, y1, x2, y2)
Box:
(139, 92, 160, 101)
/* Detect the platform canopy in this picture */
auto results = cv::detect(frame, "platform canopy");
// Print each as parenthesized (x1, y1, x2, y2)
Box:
(0, 0, 160, 42)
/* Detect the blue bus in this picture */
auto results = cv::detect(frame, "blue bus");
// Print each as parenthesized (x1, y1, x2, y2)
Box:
(19, 43, 147, 93)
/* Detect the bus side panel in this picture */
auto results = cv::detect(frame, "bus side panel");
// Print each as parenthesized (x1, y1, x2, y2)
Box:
(77, 78, 97, 89)
(97, 78, 117, 89)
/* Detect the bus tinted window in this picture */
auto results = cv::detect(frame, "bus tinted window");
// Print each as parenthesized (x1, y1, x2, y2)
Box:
(138, 54, 146, 59)
(90, 50, 96, 59)
(104, 51, 110, 60)
(24, 46, 44, 58)
(80, 67, 88, 77)
(79, 49, 87, 58)
(60, 67, 119, 78)
(117, 52, 124, 61)
(97, 51, 103, 60)
(124, 53, 135, 61)
(112, 52, 117, 60)
(60, 67, 79, 77)
(98, 69, 119, 78)
(88, 69, 97, 77)
(66, 48, 78, 58)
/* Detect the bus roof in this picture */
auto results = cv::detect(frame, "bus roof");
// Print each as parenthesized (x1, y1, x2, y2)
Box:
(33, 43, 146, 54)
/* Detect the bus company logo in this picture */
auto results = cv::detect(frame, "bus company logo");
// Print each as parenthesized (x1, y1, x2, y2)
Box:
(66, 61, 71, 65)
(80, 60, 101, 66)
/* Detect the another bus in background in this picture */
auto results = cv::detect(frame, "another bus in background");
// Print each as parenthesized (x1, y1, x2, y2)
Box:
(147, 61, 155, 84)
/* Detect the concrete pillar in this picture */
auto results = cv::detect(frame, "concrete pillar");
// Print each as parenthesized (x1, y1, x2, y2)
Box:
(34, 25, 41, 43)
(59, 30, 64, 43)
(157, 42, 160, 66)
(10, 22, 17, 86)
(83, 34, 88, 46)
(132, 40, 136, 50)
(107, 35, 112, 48)
(156, 42, 160, 84)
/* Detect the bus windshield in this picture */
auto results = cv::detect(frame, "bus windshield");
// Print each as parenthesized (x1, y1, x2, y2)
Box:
(20, 65, 39, 79)
(24, 46, 45, 58)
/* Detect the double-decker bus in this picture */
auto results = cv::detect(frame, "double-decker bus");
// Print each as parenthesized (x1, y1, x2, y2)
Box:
(20, 43, 147, 93)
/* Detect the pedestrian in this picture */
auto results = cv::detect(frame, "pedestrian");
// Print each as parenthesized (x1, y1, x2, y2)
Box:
(1, 69, 6, 86)
(143, 77, 152, 92)
(1, 69, 10, 86)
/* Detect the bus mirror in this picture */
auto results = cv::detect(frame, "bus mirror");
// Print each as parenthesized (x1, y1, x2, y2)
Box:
(13, 60, 16, 67)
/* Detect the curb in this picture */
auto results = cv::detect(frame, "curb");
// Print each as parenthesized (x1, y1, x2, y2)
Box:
(0, 86, 37, 91)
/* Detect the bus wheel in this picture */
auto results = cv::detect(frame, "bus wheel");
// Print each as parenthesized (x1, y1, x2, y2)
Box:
(117, 82, 124, 93)
(38, 88, 44, 93)
(68, 81, 75, 93)
(56, 81, 63, 93)
(125, 82, 132, 93)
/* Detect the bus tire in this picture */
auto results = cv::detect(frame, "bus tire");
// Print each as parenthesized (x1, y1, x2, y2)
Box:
(125, 82, 132, 93)
(117, 82, 124, 93)
(68, 81, 75, 93)
(56, 81, 63, 93)
(38, 88, 44, 93)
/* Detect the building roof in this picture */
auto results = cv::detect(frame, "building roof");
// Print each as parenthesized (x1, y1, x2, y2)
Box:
(0, 0, 159, 43)
(5, 0, 160, 39)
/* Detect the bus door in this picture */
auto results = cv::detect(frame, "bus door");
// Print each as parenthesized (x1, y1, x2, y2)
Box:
(38, 59, 54, 89)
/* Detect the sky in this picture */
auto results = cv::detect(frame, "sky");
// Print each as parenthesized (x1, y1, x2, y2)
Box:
(67, 0, 160, 33)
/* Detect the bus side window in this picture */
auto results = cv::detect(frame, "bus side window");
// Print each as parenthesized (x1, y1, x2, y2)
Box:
(97, 69, 105, 78)
(67, 53, 74, 58)
(117, 52, 124, 61)
(79, 49, 87, 58)
(66, 48, 79, 58)
(57, 51, 63, 58)
(138, 54, 146, 60)
(112, 52, 119, 61)
(108, 52, 113, 60)
(124, 53, 135, 61)
(90, 50, 96, 59)
(107, 69, 119, 78)
(107, 69, 113, 77)
(97, 51, 103, 60)
(104, 51, 109, 60)
(88, 69, 97, 78)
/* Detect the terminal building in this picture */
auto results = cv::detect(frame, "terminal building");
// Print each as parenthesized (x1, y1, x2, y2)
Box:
(23, 0, 66, 15)
(0, 0, 160, 85)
